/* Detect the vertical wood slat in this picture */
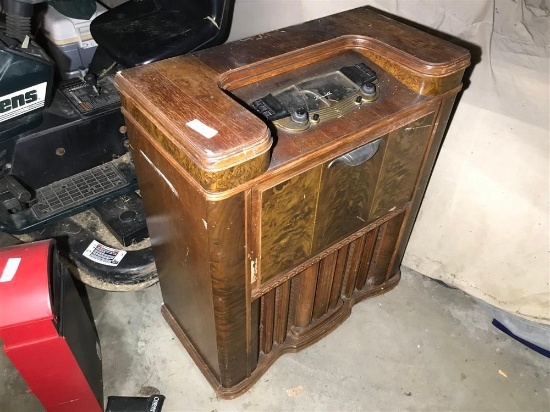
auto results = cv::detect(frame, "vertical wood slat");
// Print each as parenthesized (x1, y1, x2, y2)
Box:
(260, 290, 275, 354)
(365, 222, 387, 286)
(245, 189, 257, 376)
(367, 213, 405, 287)
(342, 236, 366, 299)
(287, 275, 300, 329)
(294, 262, 320, 328)
(312, 252, 338, 320)
(339, 240, 356, 300)
(329, 244, 349, 309)
(354, 228, 379, 291)
(249, 299, 260, 374)
(385, 210, 410, 283)
(273, 282, 291, 344)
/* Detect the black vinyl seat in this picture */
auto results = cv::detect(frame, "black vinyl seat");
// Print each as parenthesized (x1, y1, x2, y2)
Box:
(90, 0, 232, 67)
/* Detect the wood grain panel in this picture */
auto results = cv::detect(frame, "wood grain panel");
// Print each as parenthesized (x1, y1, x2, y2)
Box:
(215, 7, 470, 89)
(129, 128, 220, 377)
(259, 167, 322, 284)
(121, 95, 270, 194)
(313, 137, 387, 253)
(370, 114, 434, 220)
(207, 195, 248, 387)
(359, 49, 466, 96)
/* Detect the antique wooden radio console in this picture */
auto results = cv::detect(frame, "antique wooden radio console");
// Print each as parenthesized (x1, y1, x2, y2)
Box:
(115, 7, 470, 398)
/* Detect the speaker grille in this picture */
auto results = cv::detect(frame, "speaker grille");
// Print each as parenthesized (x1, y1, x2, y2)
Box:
(255, 212, 405, 357)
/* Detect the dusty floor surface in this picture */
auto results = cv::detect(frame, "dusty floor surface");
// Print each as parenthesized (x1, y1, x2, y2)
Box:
(1, 267, 549, 411)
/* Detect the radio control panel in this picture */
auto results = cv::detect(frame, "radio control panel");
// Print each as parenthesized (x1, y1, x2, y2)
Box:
(250, 63, 379, 132)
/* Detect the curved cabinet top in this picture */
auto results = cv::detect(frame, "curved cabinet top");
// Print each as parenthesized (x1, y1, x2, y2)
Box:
(116, 6, 469, 179)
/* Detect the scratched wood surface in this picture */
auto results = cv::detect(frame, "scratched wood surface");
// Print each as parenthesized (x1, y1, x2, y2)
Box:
(370, 113, 434, 221)
(206, 194, 249, 387)
(116, 58, 271, 172)
(213, 8, 469, 87)
(128, 124, 221, 378)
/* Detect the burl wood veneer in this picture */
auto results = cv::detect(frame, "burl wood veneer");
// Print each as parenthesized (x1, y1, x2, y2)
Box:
(115, 7, 470, 398)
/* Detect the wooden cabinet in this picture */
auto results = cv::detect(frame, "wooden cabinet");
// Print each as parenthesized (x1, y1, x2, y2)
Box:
(116, 7, 469, 398)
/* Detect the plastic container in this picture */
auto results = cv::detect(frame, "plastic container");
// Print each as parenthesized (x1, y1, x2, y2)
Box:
(40, 2, 106, 79)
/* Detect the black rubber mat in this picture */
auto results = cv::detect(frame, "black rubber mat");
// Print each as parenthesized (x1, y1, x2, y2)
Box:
(32, 163, 127, 219)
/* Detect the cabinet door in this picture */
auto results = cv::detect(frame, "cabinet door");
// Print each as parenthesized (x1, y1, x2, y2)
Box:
(312, 137, 387, 254)
(259, 166, 322, 284)
(370, 113, 434, 220)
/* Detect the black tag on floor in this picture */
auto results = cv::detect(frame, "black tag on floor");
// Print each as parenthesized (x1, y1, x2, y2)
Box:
(106, 394, 165, 412)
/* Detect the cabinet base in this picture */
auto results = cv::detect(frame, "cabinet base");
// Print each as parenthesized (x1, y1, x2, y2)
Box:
(161, 270, 401, 399)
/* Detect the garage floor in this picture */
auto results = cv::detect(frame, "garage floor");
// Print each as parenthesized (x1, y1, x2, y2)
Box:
(1, 267, 549, 411)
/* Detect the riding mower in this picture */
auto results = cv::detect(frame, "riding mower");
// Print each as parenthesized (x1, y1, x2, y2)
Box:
(0, 0, 233, 290)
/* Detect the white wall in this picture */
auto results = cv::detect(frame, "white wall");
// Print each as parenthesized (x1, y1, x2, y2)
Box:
(228, 0, 550, 323)
(227, 0, 368, 42)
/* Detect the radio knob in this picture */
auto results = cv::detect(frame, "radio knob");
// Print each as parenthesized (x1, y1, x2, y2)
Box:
(291, 108, 309, 124)
(361, 82, 377, 98)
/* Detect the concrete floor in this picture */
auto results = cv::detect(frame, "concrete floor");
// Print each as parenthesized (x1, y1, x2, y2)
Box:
(1, 267, 549, 411)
